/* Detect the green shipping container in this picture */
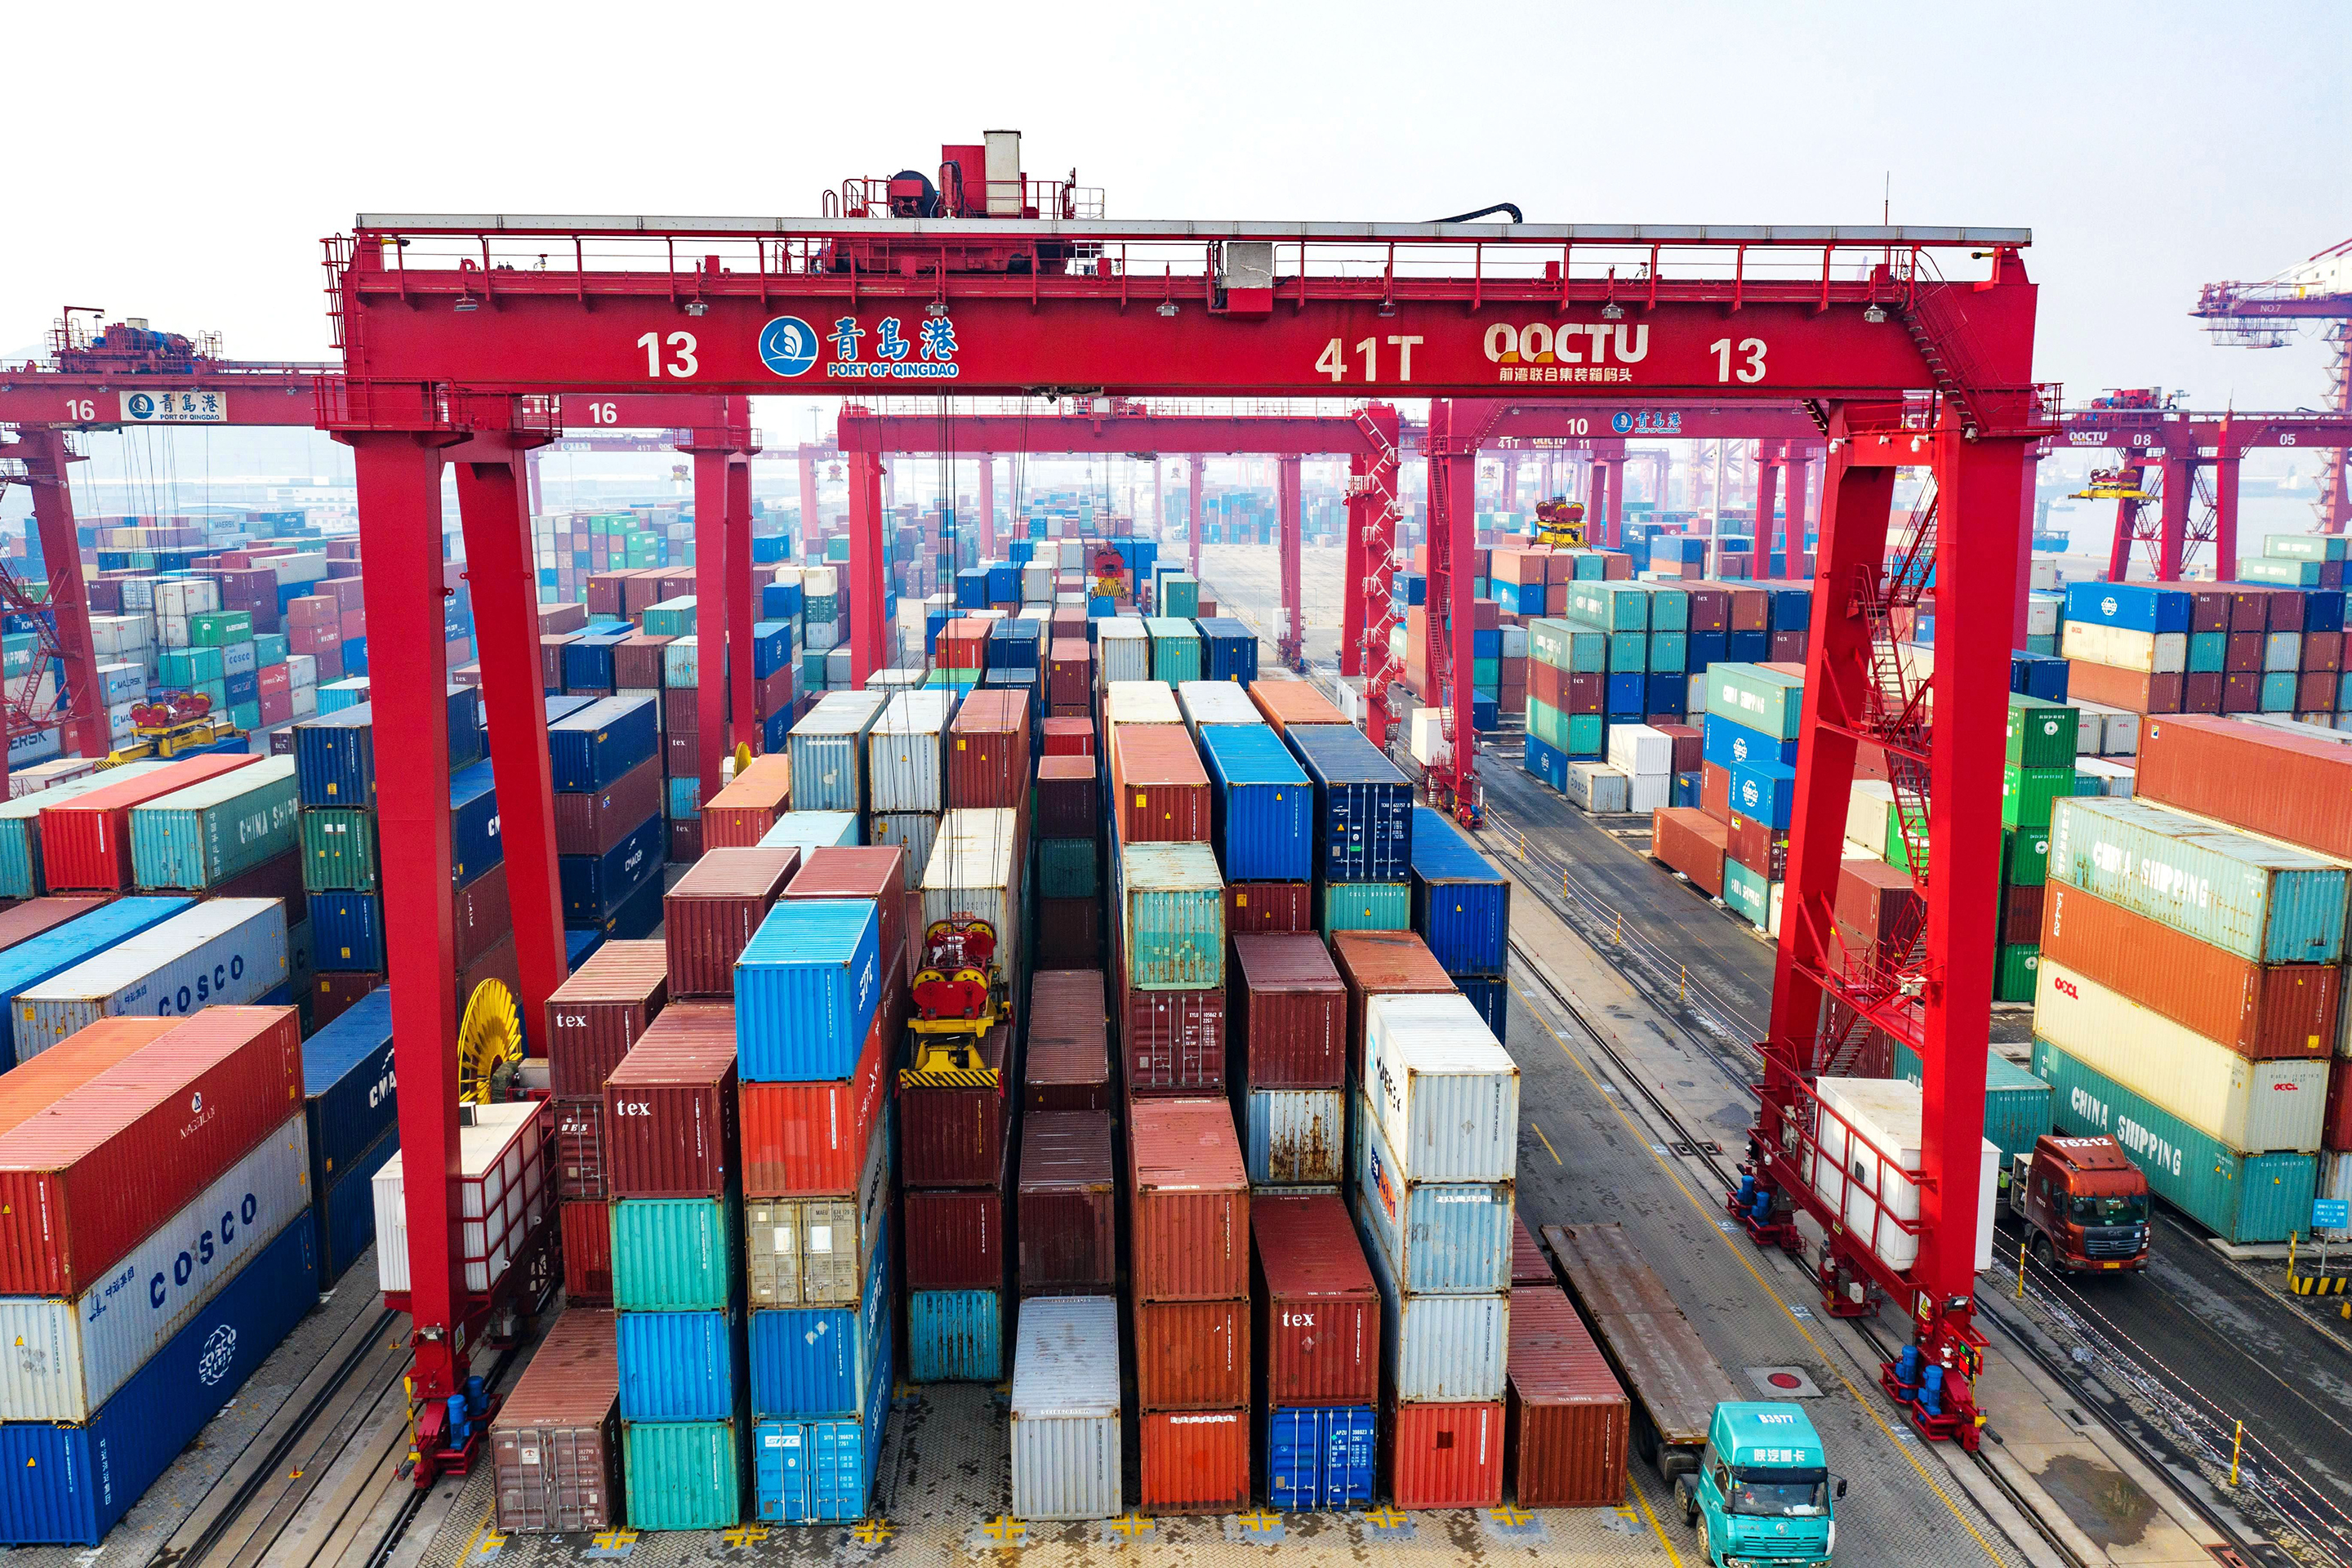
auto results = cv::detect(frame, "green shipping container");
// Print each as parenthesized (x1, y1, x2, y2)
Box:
(1994, 943, 2039, 1002)
(2266, 532, 2349, 562)
(1038, 838, 1099, 899)
(1472, 657, 1501, 686)
(2002, 827, 2050, 889)
(1893, 1045, 2054, 1165)
(2033, 1037, 2317, 1245)
(1161, 577, 1201, 618)
(1722, 859, 1769, 927)
(2006, 695, 2078, 768)
(253, 632, 289, 666)
(1566, 581, 1650, 633)
(1566, 714, 1606, 758)
(2261, 671, 2298, 712)
(1706, 664, 1805, 742)
(610, 1193, 741, 1312)
(158, 646, 226, 688)
(127, 757, 300, 889)
(1319, 880, 1410, 937)
(2188, 632, 2227, 674)
(303, 809, 379, 892)
(1645, 586, 1690, 633)
(1527, 619, 1606, 673)
(643, 596, 698, 637)
(2000, 764, 2074, 830)
(1525, 697, 1570, 752)
(1606, 631, 1646, 672)
(2239, 556, 2321, 587)
(190, 610, 252, 646)
(623, 1419, 743, 1529)
(230, 701, 261, 732)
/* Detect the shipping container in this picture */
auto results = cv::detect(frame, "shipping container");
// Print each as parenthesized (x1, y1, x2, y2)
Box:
(562, 1199, 613, 1304)
(2035, 1037, 2316, 1244)
(1328, 930, 1458, 1080)
(1129, 1098, 1249, 1301)
(1009, 1296, 1124, 1521)
(1138, 1408, 1251, 1514)
(1176, 680, 1260, 730)
(665, 847, 798, 998)
(374, 1102, 550, 1294)
(560, 814, 662, 928)
(899, 1026, 1010, 1187)
(548, 695, 660, 792)
(0, 898, 110, 955)
(1232, 933, 1344, 1089)
(907, 1289, 1004, 1382)
(1358, 1213, 1508, 1402)
(1388, 1399, 1505, 1509)
(1199, 724, 1312, 880)
(867, 691, 957, 813)
(1504, 1285, 1630, 1506)
(1134, 1298, 1249, 1410)
(735, 899, 882, 1081)
(621, 1419, 743, 1530)
(1019, 1111, 1118, 1294)
(752, 1353, 892, 1522)
(493, 1307, 621, 1535)
(1408, 806, 1511, 975)
(1353, 1094, 1513, 1294)
(785, 848, 912, 969)
(903, 1166, 1008, 1290)
(554, 755, 664, 860)
(1226, 880, 1313, 933)
(555, 1097, 607, 1200)
(700, 755, 792, 849)
(1117, 841, 1225, 990)
(1109, 724, 1211, 844)
(747, 1229, 889, 1418)
(741, 1017, 889, 1196)
(1242, 1087, 1344, 1185)
(1036, 755, 1099, 840)
(1510, 1213, 1552, 1289)
(2137, 714, 2352, 861)
(0, 762, 173, 898)
(746, 1114, 890, 1306)
(545, 939, 668, 1099)
(604, 1003, 739, 1196)
(2050, 796, 2350, 964)
(1363, 993, 1518, 1183)
(1265, 1405, 1375, 1510)
(40, 754, 261, 890)
(1248, 678, 1349, 733)
(789, 690, 889, 813)
(12, 896, 286, 1054)
(612, 1192, 742, 1311)
(920, 808, 1023, 987)
(1287, 724, 1414, 883)
(1124, 986, 1227, 1094)
(946, 688, 1031, 811)
(0, 897, 193, 1064)
(1252, 1193, 1379, 1409)
(127, 757, 300, 889)
(299, 982, 397, 1192)
(617, 1306, 743, 1422)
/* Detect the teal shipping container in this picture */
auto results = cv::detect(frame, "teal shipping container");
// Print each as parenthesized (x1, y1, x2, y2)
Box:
(1566, 581, 1648, 632)
(611, 1192, 742, 1312)
(2048, 798, 2349, 964)
(1723, 860, 1770, 927)
(1645, 586, 1690, 633)
(1318, 881, 1410, 937)
(1039, 839, 1099, 900)
(1144, 618, 1203, 684)
(906, 1290, 1003, 1382)
(623, 1419, 744, 1530)
(2033, 1038, 2316, 1245)
(1893, 1046, 2054, 1165)
(1117, 842, 1225, 990)
(128, 757, 301, 890)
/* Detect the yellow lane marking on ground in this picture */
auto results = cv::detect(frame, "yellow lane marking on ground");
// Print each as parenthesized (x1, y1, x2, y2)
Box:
(1627, 1481, 1686, 1566)
(454, 1512, 497, 1563)
(1530, 1120, 1564, 1165)
(1508, 974, 2009, 1567)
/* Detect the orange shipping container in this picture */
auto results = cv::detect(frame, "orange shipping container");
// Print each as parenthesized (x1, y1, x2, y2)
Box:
(1108, 726, 1211, 844)
(1246, 679, 1347, 733)
(699, 755, 792, 849)
(1128, 1098, 1248, 1301)
(1134, 1298, 1250, 1410)
(1649, 808, 1729, 899)
(2139, 714, 2352, 860)
(1138, 1409, 1251, 1514)
(1388, 1400, 1505, 1508)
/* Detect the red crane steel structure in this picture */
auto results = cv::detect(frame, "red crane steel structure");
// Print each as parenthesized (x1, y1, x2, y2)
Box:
(2073, 404, 2352, 580)
(317, 180, 2047, 1465)
(2193, 238, 2352, 533)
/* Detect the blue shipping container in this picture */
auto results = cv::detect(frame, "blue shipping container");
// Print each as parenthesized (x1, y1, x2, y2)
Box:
(292, 687, 482, 808)
(749, 621, 791, 679)
(955, 568, 989, 609)
(548, 695, 661, 792)
(308, 891, 385, 973)
(449, 762, 503, 888)
(1726, 630, 1770, 662)
(564, 626, 636, 691)
(591, 872, 667, 942)
(1606, 672, 1646, 716)
(906, 1290, 1003, 1383)
(987, 563, 1018, 603)
(318, 1123, 398, 1284)
(1266, 1406, 1377, 1511)
(1688, 630, 1730, 670)
(617, 1307, 743, 1423)
(2064, 580, 2191, 635)
(1287, 724, 1414, 884)
(1200, 724, 1313, 882)
(1196, 618, 1258, 683)
(749, 1230, 889, 1418)
(0, 897, 193, 1065)
(764, 581, 804, 620)
(560, 813, 663, 926)
(1354, 1101, 1512, 1294)
(301, 985, 397, 1196)
(1523, 735, 1568, 794)
(1728, 757, 1797, 829)
(753, 1340, 893, 1522)
(735, 900, 883, 1081)
(1408, 807, 1509, 974)
(1645, 672, 1686, 716)
(1454, 974, 1507, 1037)
(1700, 713, 1799, 770)
(0, 1214, 316, 1545)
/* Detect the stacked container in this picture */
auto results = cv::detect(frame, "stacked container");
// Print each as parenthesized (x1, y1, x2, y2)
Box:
(1229, 934, 1346, 1187)
(553, 695, 666, 943)
(1200, 722, 1314, 938)
(867, 689, 956, 893)
(1285, 724, 1414, 938)
(298, 987, 401, 1283)
(1643, 663, 1802, 933)
(546, 942, 670, 1306)
(1254, 1194, 1380, 1509)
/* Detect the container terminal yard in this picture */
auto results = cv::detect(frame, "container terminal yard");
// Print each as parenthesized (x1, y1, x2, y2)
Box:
(2, 26, 2350, 1566)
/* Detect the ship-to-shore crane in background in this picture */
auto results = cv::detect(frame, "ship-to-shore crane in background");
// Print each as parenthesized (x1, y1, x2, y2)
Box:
(2194, 237, 2352, 534)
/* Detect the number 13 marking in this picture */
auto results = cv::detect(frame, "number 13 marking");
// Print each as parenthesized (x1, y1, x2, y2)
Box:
(635, 332, 699, 378)
(1710, 337, 1766, 383)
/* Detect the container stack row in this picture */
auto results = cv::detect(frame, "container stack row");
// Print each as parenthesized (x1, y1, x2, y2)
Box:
(1646, 662, 1803, 933)
(2061, 576, 2351, 720)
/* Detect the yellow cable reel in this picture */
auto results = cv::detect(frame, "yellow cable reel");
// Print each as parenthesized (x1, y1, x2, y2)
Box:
(457, 977, 523, 1104)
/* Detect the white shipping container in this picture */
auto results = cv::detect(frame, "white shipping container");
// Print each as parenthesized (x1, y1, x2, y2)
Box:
(1094, 624, 1150, 685)
(789, 690, 888, 813)
(2075, 757, 2136, 798)
(2026, 592, 2063, 638)
(287, 653, 318, 689)
(1846, 780, 1895, 857)
(1627, 773, 1670, 814)
(7, 758, 100, 798)
(805, 565, 840, 598)
(220, 642, 257, 679)
(1020, 563, 1055, 602)
(1364, 993, 1518, 1183)
(1104, 679, 1181, 728)
(805, 619, 840, 653)
(867, 691, 957, 813)
(2033, 956, 2328, 1152)
(155, 613, 194, 650)
(1407, 708, 1447, 769)
(154, 579, 220, 618)
(1009, 1296, 1123, 1521)
(1056, 541, 1085, 571)
(1563, 762, 1629, 813)
(95, 663, 145, 707)
(1174, 682, 1259, 732)
(1807, 1077, 1996, 1274)
(291, 684, 318, 719)
(1500, 625, 1530, 659)
(2265, 631, 2302, 674)
(13, 898, 288, 1058)
(118, 577, 160, 613)
(0, 1113, 310, 1421)
(87, 616, 149, 657)
(374, 1102, 548, 1294)
(1606, 723, 1673, 778)
(922, 808, 1022, 980)
(2061, 621, 2186, 675)
(868, 812, 939, 892)
(266, 551, 329, 587)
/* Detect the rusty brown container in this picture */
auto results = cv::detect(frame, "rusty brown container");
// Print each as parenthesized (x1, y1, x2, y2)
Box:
(2140, 714, 2352, 860)
(1129, 1098, 1248, 1302)
(1018, 1110, 1117, 1294)
(740, 1016, 889, 1196)
(601, 1004, 737, 1198)
(1649, 808, 1727, 899)
(2182, 670, 2223, 714)
(493, 1307, 621, 1534)
(1252, 1193, 1379, 1408)
(539, 635, 577, 690)
(1110, 725, 1211, 844)
(784, 847, 910, 982)
(902, 1144, 1009, 1291)
(900, 1024, 1012, 1187)
(1134, 1298, 1250, 1410)
(313, 972, 382, 1032)
(2041, 879, 2339, 1059)
(1027, 970, 1111, 1113)
(554, 1096, 608, 1201)
(1224, 881, 1312, 934)
(1246, 679, 1346, 733)
(0, 898, 109, 955)
(1328, 930, 1456, 1080)
(1511, 1212, 1552, 1288)
(546, 940, 669, 1099)
(2067, 661, 2183, 715)
(663, 846, 799, 998)
(554, 755, 663, 858)
(2224, 630, 2264, 673)
(948, 688, 1032, 809)
(2002, 883, 2045, 947)
(1505, 1285, 1630, 1508)
(662, 688, 698, 734)
(585, 572, 630, 619)
(1123, 984, 1225, 1094)
(699, 755, 791, 849)
(1040, 716, 1096, 756)
(612, 632, 673, 693)
(668, 818, 703, 866)
(1037, 898, 1103, 968)
(1048, 640, 1092, 710)
(1036, 755, 1100, 839)
(1836, 860, 1920, 947)
(1232, 933, 1345, 1089)
(559, 1200, 612, 1304)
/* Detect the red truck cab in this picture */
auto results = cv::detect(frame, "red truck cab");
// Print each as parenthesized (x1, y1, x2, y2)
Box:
(2009, 1134, 2151, 1273)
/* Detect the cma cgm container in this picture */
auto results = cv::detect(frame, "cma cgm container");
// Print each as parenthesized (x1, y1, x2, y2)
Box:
(0, 762, 171, 898)
(1199, 724, 1312, 880)
(299, 986, 399, 1197)
(1287, 724, 1414, 883)
(2048, 797, 2348, 965)
(40, 753, 259, 891)
(2035, 1037, 2316, 1244)
(0, 897, 193, 1065)
(735, 900, 883, 1081)
(1009, 1296, 1123, 1521)
(1354, 1097, 1513, 1294)
(1363, 993, 1520, 1183)
(604, 1004, 739, 1197)
(546, 940, 668, 1098)
(127, 757, 301, 889)
(0, 1004, 301, 1298)
(789, 690, 889, 813)
(1251, 1193, 1379, 1408)
(1129, 1098, 1248, 1301)
(665, 847, 798, 999)
(12, 898, 287, 1058)
(492, 1308, 621, 1535)
(0, 1209, 317, 1545)
(1117, 842, 1225, 991)
(1408, 806, 1510, 975)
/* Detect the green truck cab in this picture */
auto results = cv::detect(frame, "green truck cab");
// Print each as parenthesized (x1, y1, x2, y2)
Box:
(1676, 1401, 1844, 1567)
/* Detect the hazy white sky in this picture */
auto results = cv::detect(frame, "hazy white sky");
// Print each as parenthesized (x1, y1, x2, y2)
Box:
(6, 2, 2345, 418)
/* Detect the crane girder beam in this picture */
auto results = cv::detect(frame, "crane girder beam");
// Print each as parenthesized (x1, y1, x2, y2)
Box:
(0, 371, 328, 427)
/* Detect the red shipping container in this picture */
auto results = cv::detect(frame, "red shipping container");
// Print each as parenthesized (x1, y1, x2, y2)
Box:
(1027, 971, 1111, 1113)
(947, 689, 1031, 809)
(1511, 1213, 1552, 1289)
(1328, 932, 1455, 1080)
(601, 1004, 737, 1198)
(38, 753, 260, 890)
(2301, 670, 2340, 712)
(1248, 679, 1348, 733)
(546, 940, 669, 1100)
(312, 971, 383, 1031)
(586, 572, 631, 618)
(339, 608, 367, 643)
(560, 1200, 613, 1305)
(663, 846, 799, 998)
(612, 633, 673, 693)
(1124, 985, 1225, 1094)
(668, 818, 703, 866)
(1036, 756, 1099, 838)
(900, 1024, 1012, 1187)
(1225, 881, 1312, 934)
(1506, 1286, 1631, 1508)
(1129, 1098, 1248, 1302)
(1047, 640, 1092, 709)
(662, 688, 699, 733)
(1389, 1401, 1506, 1508)
(2002, 883, 2046, 947)
(1725, 813, 1788, 881)
(902, 1157, 1009, 1290)
(1041, 716, 1097, 756)
(1768, 628, 1807, 662)
(1650, 721, 1704, 775)
(539, 634, 577, 690)
(1649, 807, 1727, 899)
(2069, 661, 2182, 715)
(2180, 670, 2222, 714)
(740, 1013, 890, 1196)
(1252, 1194, 1379, 1407)
(1111, 726, 1211, 844)
(0, 1018, 180, 1143)
(785, 848, 910, 981)
(1232, 933, 1345, 1089)
(1836, 860, 1919, 947)
(555, 1096, 608, 1201)
(1138, 1409, 1250, 1514)
(555, 755, 665, 858)
(2140, 715, 2352, 859)
(1037, 897, 1103, 967)
(1134, 1298, 1250, 1410)
(2324, 1059, 2352, 1152)
(256, 663, 292, 698)
(2223, 632, 2263, 674)
(699, 756, 790, 849)
(755, 667, 794, 720)
(0, 1005, 301, 1297)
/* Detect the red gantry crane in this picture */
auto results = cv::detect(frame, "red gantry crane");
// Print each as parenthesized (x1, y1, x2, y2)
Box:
(314, 131, 2047, 1472)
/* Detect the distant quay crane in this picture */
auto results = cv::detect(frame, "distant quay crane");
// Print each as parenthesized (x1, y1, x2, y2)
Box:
(2193, 237, 2352, 532)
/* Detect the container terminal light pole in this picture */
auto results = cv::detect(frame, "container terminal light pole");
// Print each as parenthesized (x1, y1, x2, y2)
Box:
(317, 169, 2045, 1466)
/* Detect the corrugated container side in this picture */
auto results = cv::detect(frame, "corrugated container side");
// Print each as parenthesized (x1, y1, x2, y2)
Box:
(2048, 796, 2349, 964)
(1244, 1089, 1344, 1186)
(751, 1359, 892, 1522)
(615, 1307, 742, 1422)
(1118, 842, 1225, 991)
(610, 1192, 741, 1311)
(562, 1200, 614, 1304)
(1122, 986, 1226, 1094)
(899, 1027, 1011, 1187)
(2138, 713, 2352, 861)
(0, 763, 173, 900)
(621, 1420, 743, 1530)
(740, 1018, 889, 1196)
(906, 1289, 1004, 1383)
(16, 899, 288, 1058)
(492, 1308, 621, 1535)
(1232, 933, 1345, 1089)
(1328, 931, 1456, 1080)
(743, 1114, 890, 1307)
(301, 987, 397, 1193)
(1109, 725, 1211, 844)
(1288, 724, 1413, 884)
(1018, 1110, 1119, 1292)
(903, 1177, 1007, 1291)
(1133, 1298, 1250, 1410)
(1252, 1194, 1380, 1409)
(1009, 1297, 1123, 1521)
(1363, 993, 1520, 1183)
(1352, 1094, 1514, 1294)
(663, 847, 798, 998)
(746, 1229, 889, 1419)
(1265, 1405, 1376, 1510)
(1357, 1209, 1508, 1402)
(1408, 806, 1512, 975)
(602, 1004, 739, 1196)
(1388, 1400, 1506, 1509)
(127, 759, 301, 890)
(1200, 725, 1312, 881)
(1129, 1098, 1249, 1302)
(1504, 1286, 1631, 1508)
(40, 755, 260, 892)
(1138, 1409, 1251, 1514)
(734, 899, 883, 1082)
